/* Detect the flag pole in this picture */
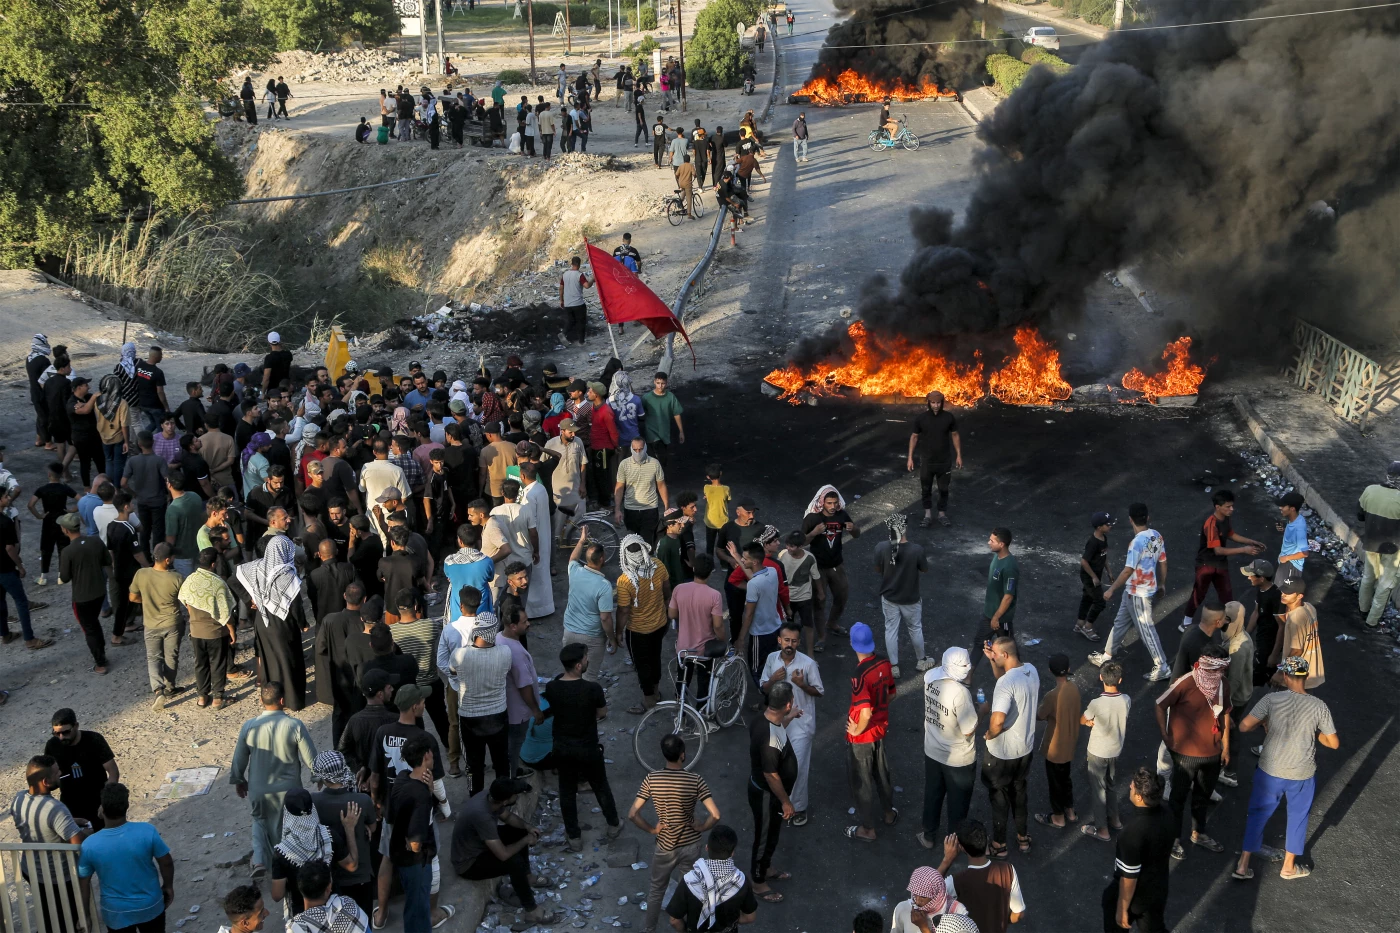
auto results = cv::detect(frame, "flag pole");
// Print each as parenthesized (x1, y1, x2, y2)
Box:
(606, 322, 622, 360)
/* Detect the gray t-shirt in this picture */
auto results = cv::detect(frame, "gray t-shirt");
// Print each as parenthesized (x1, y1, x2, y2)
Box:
(1252, 690, 1336, 780)
(744, 566, 782, 637)
(449, 788, 500, 873)
(987, 663, 1040, 761)
(873, 540, 927, 605)
(122, 453, 169, 507)
(1083, 692, 1132, 759)
(560, 269, 588, 307)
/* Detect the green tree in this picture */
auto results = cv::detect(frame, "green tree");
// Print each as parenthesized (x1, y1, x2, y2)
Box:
(0, 0, 274, 266)
(687, 0, 761, 88)
(248, 0, 399, 50)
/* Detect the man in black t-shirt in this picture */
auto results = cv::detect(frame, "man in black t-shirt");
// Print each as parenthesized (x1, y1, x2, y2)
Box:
(1102, 768, 1175, 933)
(262, 333, 295, 394)
(801, 487, 859, 641)
(380, 733, 438, 931)
(134, 347, 169, 432)
(542, 642, 623, 850)
(1076, 512, 1113, 640)
(906, 390, 963, 527)
(746, 681, 797, 899)
(664, 825, 758, 931)
(1181, 490, 1263, 632)
(1241, 559, 1284, 685)
(28, 463, 75, 584)
(337, 668, 398, 780)
(65, 378, 103, 487)
(44, 708, 117, 828)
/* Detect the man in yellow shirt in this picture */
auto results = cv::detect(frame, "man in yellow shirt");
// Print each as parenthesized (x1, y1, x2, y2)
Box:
(616, 535, 671, 715)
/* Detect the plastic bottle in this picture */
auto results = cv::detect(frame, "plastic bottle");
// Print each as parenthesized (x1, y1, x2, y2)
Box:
(976, 688, 986, 704)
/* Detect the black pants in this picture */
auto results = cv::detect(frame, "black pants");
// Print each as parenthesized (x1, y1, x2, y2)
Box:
(919, 459, 951, 512)
(267, 100, 277, 119)
(541, 133, 554, 158)
(635, 120, 647, 144)
(71, 434, 103, 488)
(137, 502, 166, 560)
(1100, 882, 1167, 933)
(623, 506, 658, 548)
(695, 160, 708, 187)
(677, 655, 713, 705)
(747, 781, 783, 884)
(724, 580, 746, 645)
(112, 572, 135, 638)
(982, 752, 1032, 845)
(429, 118, 440, 149)
(458, 824, 537, 908)
(34, 397, 50, 444)
(748, 630, 779, 690)
(244, 99, 257, 123)
(277, 99, 289, 118)
(922, 756, 975, 837)
(968, 616, 1015, 673)
(425, 677, 451, 749)
(848, 739, 894, 830)
(74, 596, 107, 667)
(705, 526, 720, 555)
(648, 439, 670, 468)
(1079, 574, 1107, 624)
(653, 136, 666, 166)
(626, 626, 667, 699)
(587, 448, 614, 507)
(336, 880, 374, 918)
(524, 133, 536, 155)
(556, 743, 619, 838)
(1168, 752, 1221, 843)
(462, 712, 510, 796)
(191, 634, 229, 700)
(1046, 758, 1074, 815)
(565, 303, 588, 344)
(111, 909, 167, 933)
(40, 519, 67, 573)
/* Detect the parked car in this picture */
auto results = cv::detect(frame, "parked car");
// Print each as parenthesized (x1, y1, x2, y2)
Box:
(1023, 26, 1061, 50)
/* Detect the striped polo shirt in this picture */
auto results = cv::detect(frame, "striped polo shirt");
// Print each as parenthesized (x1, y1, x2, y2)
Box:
(636, 769, 712, 851)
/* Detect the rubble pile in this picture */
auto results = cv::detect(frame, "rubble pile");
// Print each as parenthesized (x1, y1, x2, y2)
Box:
(274, 47, 414, 83)
(552, 152, 636, 175)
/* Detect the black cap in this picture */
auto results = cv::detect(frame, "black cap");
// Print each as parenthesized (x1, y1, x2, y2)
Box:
(1091, 511, 1114, 528)
(70, 376, 90, 387)
(737, 499, 759, 512)
(1279, 578, 1306, 596)
(1048, 653, 1071, 676)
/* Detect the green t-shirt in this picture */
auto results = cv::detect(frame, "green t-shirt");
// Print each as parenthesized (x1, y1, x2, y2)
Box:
(165, 492, 204, 560)
(130, 567, 185, 630)
(491, 86, 506, 106)
(641, 390, 684, 445)
(656, 534, 689, 585)
(984, 553, 1019, 622)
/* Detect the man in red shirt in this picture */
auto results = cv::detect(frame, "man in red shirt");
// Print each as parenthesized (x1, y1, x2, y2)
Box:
(845, 622, 897, 842)
(1153, 642, 1232, 861)
(586, 382, 617, 510)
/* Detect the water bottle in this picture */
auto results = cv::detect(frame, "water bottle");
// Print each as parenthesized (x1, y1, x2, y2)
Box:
(976, 688, 986, 704)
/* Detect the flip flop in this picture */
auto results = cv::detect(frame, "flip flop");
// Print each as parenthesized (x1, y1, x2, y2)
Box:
(758, 890, 784, 903)
(989, 842, 1009, 860)
(1280, 865, 1312, 880)
(625, 705, 647, 715)
(432, 904, 456, 928)
(1034, 813, 1067, 829)
(1017, 834, 1032, 853)
(884, 807, 899, 826)
(1080, 824, 1111, 841)
(1231, 868, 1254, 881)
(768, 870, 792, 881)
(844, 825, 875, 843)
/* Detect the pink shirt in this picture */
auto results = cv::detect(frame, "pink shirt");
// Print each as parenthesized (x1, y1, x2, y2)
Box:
(670, 581, 723, 654)
(413, 441, 443, 479)
(499, 634, 538, 725)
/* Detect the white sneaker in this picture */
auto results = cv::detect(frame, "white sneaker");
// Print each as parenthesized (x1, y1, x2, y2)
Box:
(915, 658, 935, 672)
(1178, 617, 1193, 632)
(1088, 651, 1109, 667)
(1144, 668, 1172, 682)
(890, 665, 901, 679)
(1210, 789, 1222, 803)
(35, 574, 47, 586)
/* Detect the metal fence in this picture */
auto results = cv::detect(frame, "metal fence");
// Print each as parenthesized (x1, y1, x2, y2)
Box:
(1286, 319, 1379, 428)
(0, 843, 102, 933)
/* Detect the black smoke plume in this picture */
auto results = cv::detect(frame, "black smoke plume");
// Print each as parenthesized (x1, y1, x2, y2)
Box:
(793, 0, 1400, 367)
(804, 0, 997, 92)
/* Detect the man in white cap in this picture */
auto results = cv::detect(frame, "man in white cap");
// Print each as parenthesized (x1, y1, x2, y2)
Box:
(262, 333, 294, 395)
(919, 646, 977, 850)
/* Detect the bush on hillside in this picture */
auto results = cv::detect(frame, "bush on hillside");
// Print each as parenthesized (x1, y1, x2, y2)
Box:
(639, 4, 658, 29)
(686, 0, 764, 88)
(1019, 47, 1072, 72)
(498, 69, 529, 84)
(248, 0, 397, 49)
(589, 7, 609, 28)
(985, 53, 1030, 94)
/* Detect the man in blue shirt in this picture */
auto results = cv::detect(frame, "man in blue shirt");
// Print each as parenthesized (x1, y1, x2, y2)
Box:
(78, 783, 174, 933)
(403, 372, 434, 412)
(1276, 492, 1310, 587)
(77, 477, 105, 537)
(736, 542, 782, 682)
(444, 524, 495, 618)
(562, 526, 616, 683)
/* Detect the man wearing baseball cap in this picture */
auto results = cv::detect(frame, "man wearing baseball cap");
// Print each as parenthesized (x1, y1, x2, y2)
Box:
(1076, 512, 1114, 641)
(1240, 559, 1283, 685)
(845, 622, 897, 843)
(262, 333, 294, 394)
(1356, 462, 1400, 627)
(1268, 579, 1324, 690)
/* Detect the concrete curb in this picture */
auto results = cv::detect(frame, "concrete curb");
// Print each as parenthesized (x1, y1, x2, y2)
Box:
(985, 0, 1110, 40)
(1232, 394, 1362, 555)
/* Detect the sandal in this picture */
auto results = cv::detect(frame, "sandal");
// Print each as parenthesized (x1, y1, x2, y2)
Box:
(1075, 624, 1101, 641)
(432, 904, 456, 928)
(828, 625, 848, 637)
(1017, 834, 1032, 854)
(1034, 813, 1067, 829)
(844, 825, 875, 843)
(938, 514, 952, 527)
(1191, 834, 1224, 853)
(1080, 824, 1111, 841)
(626, 704, 647, 715)
(1230, 868, 1254, 881)
(813, 640, 825, 653)
(919, 515, 933, 528)
(883, 807, 899, 826)
(1280, 865, 1311, 880)
(757, 890, 784, 903)
(768, 870, 792, 882)
(989, 842, 1008, 860)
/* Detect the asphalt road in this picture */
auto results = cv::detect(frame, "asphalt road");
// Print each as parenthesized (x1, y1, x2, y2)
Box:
(994, 6, 1100, 64)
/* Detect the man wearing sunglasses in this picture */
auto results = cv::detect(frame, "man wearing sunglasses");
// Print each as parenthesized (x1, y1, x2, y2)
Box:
(43, 708, 119, 829)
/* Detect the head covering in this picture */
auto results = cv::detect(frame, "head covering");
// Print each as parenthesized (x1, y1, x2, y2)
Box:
(885, 512, 907, 565)
(312, 751, 356, 788)
(600, 358, 624, 392)
(558, 417, 578, 433)
(1190, 654, 1231, 716)
(1278, 655, 1310, 676)
(931, 646, 972, 683)
(629, 440, 649, 464)
(850, 622, 875, 654)
(390, 406, 411, 433)
(1386, 461, 1400, 489)
(235, 535, 302, 624)
(608, 370, 634, 411)
(1047, 653, 1071, 676)
(619, 534, 656, 589)
(118, 342, 137, 378)
(275, 788, 333, 867)
(471, 610, 500, 645)
(1240, 558, 1274, 580)
(806, 484, 846, 514)
(587, 380, 607, 400)
(928, 917, 978, 933)
(233, 361, 252, 378)
(756, 524, 780, 545)
(95, 373, 124, 422)
(522, 409, 543, 429)
(294, 423, 319, 467)
(1223, 601, 1248, 652)
(27, 335, 49, 363)
(241, 430, 271, 467)
(549, 392, 567, 416)
(177, 567, 235, 625)
(907, 866, 960, 917)
(682, 857, 746, 931)
(57, 512, 83, 533)
(395, 683, 430, 708)
(1091, 511, 1115, 528)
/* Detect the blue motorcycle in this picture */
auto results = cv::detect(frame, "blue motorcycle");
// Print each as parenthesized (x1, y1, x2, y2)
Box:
(868, 116, 919, 151)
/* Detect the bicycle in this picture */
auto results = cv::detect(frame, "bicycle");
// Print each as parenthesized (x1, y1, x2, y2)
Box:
(663, 185, 706, 225)
(556, 508, 622, 568)
(633, 640, 749, 772)
(868, 117, 920, 151)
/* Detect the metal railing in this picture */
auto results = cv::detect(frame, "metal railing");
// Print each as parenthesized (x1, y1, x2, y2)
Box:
(0, 843, 102, 933)
(1286, 319, 1379, 428)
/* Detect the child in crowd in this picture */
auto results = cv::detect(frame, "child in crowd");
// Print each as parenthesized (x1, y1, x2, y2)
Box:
(1080, 660, 1130, 840)
(702, 463, 729, 555)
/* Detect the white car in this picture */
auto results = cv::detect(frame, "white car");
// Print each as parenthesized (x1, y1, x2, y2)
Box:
(1024, 26, 1061, 51)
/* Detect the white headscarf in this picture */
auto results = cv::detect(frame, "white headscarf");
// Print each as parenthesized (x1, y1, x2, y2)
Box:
(619, 533, 656, 589)
(27, 335, 49, 363)
(806, 484, 846, 514)
(235, 535, 302, 623)
(293, 423, 319, 469)
(683, 857, 745, 931)
(608, 370, 634, 411)
(118, 342, 137, 378)
(931, 646, 972, 684)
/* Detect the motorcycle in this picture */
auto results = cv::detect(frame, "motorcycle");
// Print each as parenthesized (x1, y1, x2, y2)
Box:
(742, 76, 755, 95)
(868, 117, 919, 151)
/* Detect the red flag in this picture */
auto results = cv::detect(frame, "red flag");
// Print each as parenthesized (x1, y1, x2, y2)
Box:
(585, 239, 695, 363)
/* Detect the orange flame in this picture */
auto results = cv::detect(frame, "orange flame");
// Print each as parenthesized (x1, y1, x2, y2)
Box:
(1121, 337, 1207, 402)
(988, 326, 1073, 405)
(799, 68, 960, 105)
(763, 322, 1073, 407)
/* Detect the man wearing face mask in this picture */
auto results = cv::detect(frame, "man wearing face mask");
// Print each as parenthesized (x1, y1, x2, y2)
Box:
(614, 438, 668, 549)
(907, 391, 963, 528)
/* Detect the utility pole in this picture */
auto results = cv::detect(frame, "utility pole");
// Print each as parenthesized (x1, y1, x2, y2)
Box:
(565, 0, 572, 52)
(1113, 0, 1124, 28)
(528, 0, 537, 85)
(636, 0, 640, 32)
(435, 0, 445, 73)
(419, 15, 429, 77)
(608, 0, 614, 56)
(676, 0, 686, 110)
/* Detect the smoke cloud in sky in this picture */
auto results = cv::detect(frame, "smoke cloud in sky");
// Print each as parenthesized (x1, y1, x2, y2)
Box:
(806, 0, 997, 92)
(793, 0, 1400, 367)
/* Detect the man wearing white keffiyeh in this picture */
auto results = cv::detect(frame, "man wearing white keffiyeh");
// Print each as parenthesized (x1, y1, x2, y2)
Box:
(1154, 642, 1232, 861)
(665, 826, 757, 931)
(617, 534, 672, 713)
(800, 484, 859, 644)
(272, 788, 334, 917)
(288, 860, 370, 933)
(237, 534, 310, 710)
(26, 334, 52, 448)
(873, 511, 930, 677)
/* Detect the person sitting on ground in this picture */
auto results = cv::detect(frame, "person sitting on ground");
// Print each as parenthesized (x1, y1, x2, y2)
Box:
(450, 777, 557, 926)
(354, 118, 371, 143)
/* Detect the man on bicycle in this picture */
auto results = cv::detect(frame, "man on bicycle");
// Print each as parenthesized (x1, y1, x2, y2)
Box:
(674, 155, 697, 218)
(669, 553, 725, 704)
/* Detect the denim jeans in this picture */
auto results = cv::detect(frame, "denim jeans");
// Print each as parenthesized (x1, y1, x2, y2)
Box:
(508, 719, 530, 777)
(794, 137, 808, 160)
(880, 597, 924, 668)
(397, 861, 434, 932)
(172, 558, 195, 577)
(0, 571, 35, 641)
(921, 756, 975, 838)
